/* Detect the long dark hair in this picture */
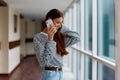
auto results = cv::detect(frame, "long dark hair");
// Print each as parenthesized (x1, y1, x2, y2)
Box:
(43, 9, 68, 56)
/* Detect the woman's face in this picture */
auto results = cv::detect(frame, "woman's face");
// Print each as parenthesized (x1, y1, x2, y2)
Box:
(53, 17, 63, 31)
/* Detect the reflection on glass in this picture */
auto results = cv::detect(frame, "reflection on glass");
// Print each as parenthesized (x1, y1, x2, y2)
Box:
(85, 56, 92, 80)
(76, 0, 81, 48)
(97, 0, 115, 60)
(76, 52, 81, 80)
(98, 63, 115, 80)
(84, 0, 92, 52)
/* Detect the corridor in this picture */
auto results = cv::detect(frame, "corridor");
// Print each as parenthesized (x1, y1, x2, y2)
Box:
(0, 56, 75, 80)
(1, 0, 120, 80)
(0, 56, 42, 80)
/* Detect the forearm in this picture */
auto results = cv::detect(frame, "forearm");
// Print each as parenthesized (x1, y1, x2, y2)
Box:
(60, 26, 80, 47)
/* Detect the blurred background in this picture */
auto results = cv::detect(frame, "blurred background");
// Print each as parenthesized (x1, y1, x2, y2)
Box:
(0, 0, 120, 80)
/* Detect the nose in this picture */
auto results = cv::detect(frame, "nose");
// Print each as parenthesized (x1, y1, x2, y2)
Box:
(57, 24, 61, 28)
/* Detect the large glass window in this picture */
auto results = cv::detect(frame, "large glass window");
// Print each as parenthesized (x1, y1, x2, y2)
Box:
(68, 8, 73, 29)
(98, 63, 115, 80)
(76, 1, 81, 48)
(76, 52, 81, 80)
(84, 0, 92, 52)
(84, 56, 92, 80)
(97, 0, 115, 60)
(72, 3, 77, 31)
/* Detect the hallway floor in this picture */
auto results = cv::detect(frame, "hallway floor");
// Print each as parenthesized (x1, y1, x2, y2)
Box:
(0, 56, 75, 80)
(0, 56, 42, 80)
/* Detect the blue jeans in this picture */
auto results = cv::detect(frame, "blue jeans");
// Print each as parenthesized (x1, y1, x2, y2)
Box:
(41, 70, 64, 80)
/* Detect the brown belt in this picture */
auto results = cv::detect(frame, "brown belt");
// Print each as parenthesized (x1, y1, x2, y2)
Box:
(45, 67, 62, 71)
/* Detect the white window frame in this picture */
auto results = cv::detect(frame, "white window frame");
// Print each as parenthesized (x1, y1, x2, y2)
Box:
(115, 0, 120, 80)
(92, 0, 97, 80)
(80, 0, 85, 80)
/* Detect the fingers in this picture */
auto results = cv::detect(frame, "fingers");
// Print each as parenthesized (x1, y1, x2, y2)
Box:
(46, 26, 57, 40)
(49, 26, 57, 34)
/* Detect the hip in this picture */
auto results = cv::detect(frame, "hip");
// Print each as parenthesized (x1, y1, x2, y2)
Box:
(41, 70, 63, 80)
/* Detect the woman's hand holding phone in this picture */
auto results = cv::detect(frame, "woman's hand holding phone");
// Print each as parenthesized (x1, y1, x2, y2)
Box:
(47, 26, 57, 40)
(44, 19, 57, 40)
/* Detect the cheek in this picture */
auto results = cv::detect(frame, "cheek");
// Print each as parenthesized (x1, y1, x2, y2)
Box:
(55, 24, 59, 27)
(54, 23, 62, 28)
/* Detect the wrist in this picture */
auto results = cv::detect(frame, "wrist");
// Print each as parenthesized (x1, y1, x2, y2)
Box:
(48, 37, 53, 41)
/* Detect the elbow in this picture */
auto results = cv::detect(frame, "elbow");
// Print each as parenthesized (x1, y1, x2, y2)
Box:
(76, 34, 80, 42)
(75, 37, 80, 43)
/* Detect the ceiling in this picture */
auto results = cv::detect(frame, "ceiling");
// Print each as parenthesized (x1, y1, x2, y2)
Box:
(4, 0, 74, 20)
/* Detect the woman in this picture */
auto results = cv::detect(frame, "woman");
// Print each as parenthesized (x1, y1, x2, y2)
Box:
(34, 9, 80, 80)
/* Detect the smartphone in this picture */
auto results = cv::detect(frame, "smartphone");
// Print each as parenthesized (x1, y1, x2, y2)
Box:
(45, 18, 54, 28)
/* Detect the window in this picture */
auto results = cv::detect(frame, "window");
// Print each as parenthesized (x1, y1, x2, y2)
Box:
(76, 52, 81, 80)
(97, 0, 115, 60)
(84, 56, 92, 80)
(84, 0, 92, 52)
(63, 0, 118, 79)
(98, 62, 115, 80)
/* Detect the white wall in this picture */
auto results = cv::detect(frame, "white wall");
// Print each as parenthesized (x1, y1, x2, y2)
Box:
(0, 5, 42, 74)
(20, 19, 27, 57)
(26, 20, 35, 55)
(8, 6, 20, 73)
(35, 20, 42, 34)
(26, 20, 42, 55)
(0, 7, 9, 74)
(8, 8, 20, 41)
(116, 0, 120, 80)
